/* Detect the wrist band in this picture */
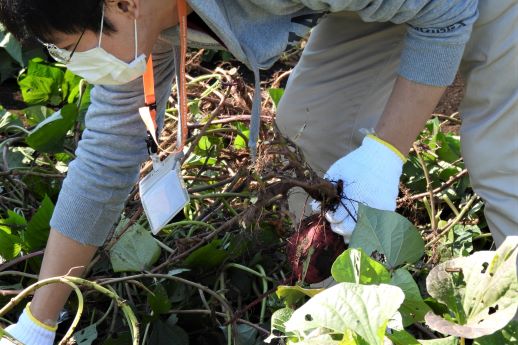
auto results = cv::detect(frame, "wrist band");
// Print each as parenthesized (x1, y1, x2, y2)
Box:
(26, 303, 58, 332)
(366, 134, 407, 163)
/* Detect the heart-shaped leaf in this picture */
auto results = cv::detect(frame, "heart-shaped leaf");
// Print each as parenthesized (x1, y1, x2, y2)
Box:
(26, 104, 78, 153)
(425, 237, 518, 338)
(390, 268, 431, 326)
(109, 223, 161, 272)
(285, 282, 405, 345)
(385, 329, 419, 345)
(0, 27, 23, 65)
(276, 285, 324, 306)
(148, 319, 188, 345)
(24, 195, 54, 251)
(72, 324, 98, 345)
(331, 247, 391, 285)
(350, 205, 424, 269)
(147, 283, 172, 315)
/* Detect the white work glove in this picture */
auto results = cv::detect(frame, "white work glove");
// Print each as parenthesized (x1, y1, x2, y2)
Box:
(0, 303, 56, 345)
(313, 134, 406, 242)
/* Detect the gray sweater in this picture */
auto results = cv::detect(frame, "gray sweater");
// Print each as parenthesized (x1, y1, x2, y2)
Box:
(50, 0, 479, 246)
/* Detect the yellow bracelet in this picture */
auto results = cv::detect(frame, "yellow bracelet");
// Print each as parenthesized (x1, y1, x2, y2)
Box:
(25, 303, 58, 332)
(366, 134, 407, 163)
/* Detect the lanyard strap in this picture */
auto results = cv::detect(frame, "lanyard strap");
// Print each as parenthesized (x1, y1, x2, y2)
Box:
(143, 56, 157, 128)
(177, 0, 188, 153)
(142, 0, 188, 155)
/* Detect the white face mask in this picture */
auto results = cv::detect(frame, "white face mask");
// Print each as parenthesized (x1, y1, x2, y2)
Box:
(46, 7, 147, 85)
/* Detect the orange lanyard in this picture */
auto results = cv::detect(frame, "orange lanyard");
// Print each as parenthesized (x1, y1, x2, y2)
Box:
(142, 0, 188, 155)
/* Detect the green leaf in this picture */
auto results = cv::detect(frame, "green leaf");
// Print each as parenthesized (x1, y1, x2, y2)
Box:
(223, 324, 258, 345)
(63, 70, 83, 102)
(0, 108, 23, 133)
(71, 324, 98, 345)
(0, 230, 23, 260)
(425, 237, 518, 338)
(386, 330, 419, 345)
(167, 268, 191, 276)
(349, 205, 424, 269)
(402, 155, 427, 193)
(232, 122, 250, 150)
(442, 224, 481, 258)
(0, 210, 27, 235)
(390, 268, 431, 326)
(182, 239, 229, 270)
(285, 283, 405, 345)
(148, 319, 189, 345)
(23, 195, 54, 251)
(22, 172, 61, 200)
(26, 103, 78, 153)
(18, 75, 55, 105)
(18, 58, 65, 105)
(147, 283, 172, 315)
(436, 133, 461, 163)
(23, 105, 53, 126)
(0, 145, 34, 170)
(287, 334, 342, 345)
(424, 297, 450, 317)
(331, 248, 391, 285)
(184, 153, 218, 166)
(276, 285, 324, 306)
(270, 307, 294, 335)
(419, 337, 458, 345)
(424, 118, 441, 151)
(268, 88, 284, 109)
(198, 135, 212, 151)
(0, 50, 17, 82)
(0, 27, 23, 65)
(101, 332, 132, 345)
(109, 223, 161, 272)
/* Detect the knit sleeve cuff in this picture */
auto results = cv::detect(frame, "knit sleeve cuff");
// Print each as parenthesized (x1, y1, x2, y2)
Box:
(398, 34, 466, 87)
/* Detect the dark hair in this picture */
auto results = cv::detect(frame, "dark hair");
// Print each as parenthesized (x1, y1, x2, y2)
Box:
(0, 0, 115, 43)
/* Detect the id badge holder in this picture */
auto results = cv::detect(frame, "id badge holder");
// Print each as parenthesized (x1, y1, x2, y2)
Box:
(139, 153, 190, 235)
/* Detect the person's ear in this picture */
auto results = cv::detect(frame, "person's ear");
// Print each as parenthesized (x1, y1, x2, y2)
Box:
(105, 0, 141, 19)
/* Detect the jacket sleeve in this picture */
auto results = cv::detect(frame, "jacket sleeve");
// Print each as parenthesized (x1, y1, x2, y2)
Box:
(49, 37, 176, 246)
(294, 0, 479, 86)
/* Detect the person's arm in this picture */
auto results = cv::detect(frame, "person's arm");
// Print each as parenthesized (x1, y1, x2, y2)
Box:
(320, 76, 446, 239)
(375, 76, 446, 155)
(29, 229, 98, 326)
(291, 0, 479, 87)
(23, 37, 177, 329)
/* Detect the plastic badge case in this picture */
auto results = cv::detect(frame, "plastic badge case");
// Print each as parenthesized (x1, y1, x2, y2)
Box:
(139, 154, 190, 234)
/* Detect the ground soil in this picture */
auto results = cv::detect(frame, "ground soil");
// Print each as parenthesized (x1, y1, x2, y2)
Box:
(433, 74, 465, 134)
(435, 74, 465, 115)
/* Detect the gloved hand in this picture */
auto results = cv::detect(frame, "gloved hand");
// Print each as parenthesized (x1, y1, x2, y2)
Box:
(312, 134, 406, 242)
(0, 303, 56, 345)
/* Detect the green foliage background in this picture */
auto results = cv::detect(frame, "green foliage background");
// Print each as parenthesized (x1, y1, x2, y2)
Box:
(1, 28, 514, 345)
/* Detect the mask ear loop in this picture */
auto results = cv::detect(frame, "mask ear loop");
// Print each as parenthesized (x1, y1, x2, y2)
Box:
(98, 4, 138, 58)
(98, 5, 105, 47)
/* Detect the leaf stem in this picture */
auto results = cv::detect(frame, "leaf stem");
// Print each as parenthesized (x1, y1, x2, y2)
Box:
(425, 194, 478, 248)
(413, 143, 437, 233)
